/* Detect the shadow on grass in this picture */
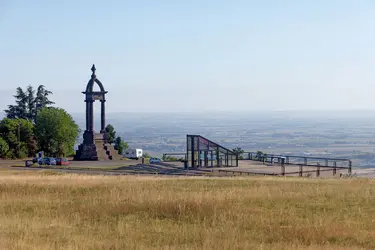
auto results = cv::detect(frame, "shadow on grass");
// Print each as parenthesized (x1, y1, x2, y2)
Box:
(10, 163, 215, 177)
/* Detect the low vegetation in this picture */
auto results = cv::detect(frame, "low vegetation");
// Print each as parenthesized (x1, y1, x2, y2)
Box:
(0, 171, 374, 249)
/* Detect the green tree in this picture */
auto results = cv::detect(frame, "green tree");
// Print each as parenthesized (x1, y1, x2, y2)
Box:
(232, 147, 244, 160)
(34, 107, 80, 157)
(142, 152, 152, 158)
(105, 124, 116, 144)
(114, 136, 129, 154)
(35, 85, 54, 107)
(162, 155, 182, 161)
(0, 137, 9, 158)
(27, 136, 37, 157)
(255, 151, 264, 161)
(4, 85, 54, 123)
(5, 87, 27, 120)
(0, 118, 34, 158)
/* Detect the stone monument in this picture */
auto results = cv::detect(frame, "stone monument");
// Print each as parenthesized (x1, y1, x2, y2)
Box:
(74, 64, 108, 161)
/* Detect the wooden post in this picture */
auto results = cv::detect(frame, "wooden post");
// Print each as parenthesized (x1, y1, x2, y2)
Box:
(299, 165, 303, 177)
(197, 139, 200, 168)
(333, 161, 337, 176)
(316, 166, 320, 177)
(281, 158, 285, 176)
(248, 152, 251, 160)
(304, 157, 307, 166)
(348, 160, 352, 174)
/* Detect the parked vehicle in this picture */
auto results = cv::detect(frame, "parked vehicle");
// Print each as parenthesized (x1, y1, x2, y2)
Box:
(38, 157, 57, 165)
(149, 158, 162, 164)
(37, 158, 44, 165)
(56, 158, 70, 166)
(123, 148, 143, 160)
(32, 157, 40, 163)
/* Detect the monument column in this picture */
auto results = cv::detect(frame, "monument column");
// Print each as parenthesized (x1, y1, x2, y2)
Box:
(100, 100, 106, 132)
(89, 100, 94, 131)
(85, 100, 90, 131)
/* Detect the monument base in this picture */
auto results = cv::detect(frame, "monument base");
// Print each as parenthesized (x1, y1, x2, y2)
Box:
(83, 130, 95, 145)
(74, 131, 111, 161)
(74, 143, 98, 161)
(74, 130, 100, 161)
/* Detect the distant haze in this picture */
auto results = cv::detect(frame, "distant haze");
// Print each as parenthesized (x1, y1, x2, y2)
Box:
(1, 1, 375, 113)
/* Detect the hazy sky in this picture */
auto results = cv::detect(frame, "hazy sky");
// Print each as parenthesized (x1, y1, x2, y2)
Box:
(1, 1, 375, 113)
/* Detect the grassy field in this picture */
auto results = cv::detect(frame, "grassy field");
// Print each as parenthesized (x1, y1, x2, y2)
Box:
(0, 169, 374, 249)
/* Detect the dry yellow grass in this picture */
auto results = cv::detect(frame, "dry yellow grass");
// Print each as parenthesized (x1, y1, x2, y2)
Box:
(0, 170, 375, 250)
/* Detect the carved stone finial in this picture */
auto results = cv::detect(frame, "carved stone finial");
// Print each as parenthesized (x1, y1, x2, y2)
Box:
(91, 64, 96, 74)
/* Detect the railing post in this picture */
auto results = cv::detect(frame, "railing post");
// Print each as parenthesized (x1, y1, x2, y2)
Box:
(281, 158, 285, 176)
(333, 161, 337, 176)
(348, 160, 352, 174)
(304, 157, 307, 166)
(299, 164, 303, 177)
(316, 166, 320, 177)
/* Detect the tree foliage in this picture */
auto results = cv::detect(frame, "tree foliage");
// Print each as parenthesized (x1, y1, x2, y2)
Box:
(0, 137, 9, 158)
(34, 107, 80, 157)
(255, 151, 264, 160)
(142, 152, 152, 158)
(232, 147, 244, 160)
(27, 136, 37, 158)
(4, 85, 54, 123)
(35, 85, 54, 107)
(0, 118, 34, 158)
(114, 136, 129, 155)
(105, 124, 116, 144)
(163, 155, 183, 161)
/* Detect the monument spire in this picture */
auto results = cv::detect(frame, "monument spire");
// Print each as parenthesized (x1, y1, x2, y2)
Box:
(91, 64, 96, 76)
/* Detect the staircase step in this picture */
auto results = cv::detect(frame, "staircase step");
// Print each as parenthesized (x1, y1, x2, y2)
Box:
(94, 140, 123, 161)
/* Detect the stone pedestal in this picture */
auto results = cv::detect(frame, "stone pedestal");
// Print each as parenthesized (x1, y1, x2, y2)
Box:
(74, 131, 98, 161)
(74, 143, 98, 161)
(83, 130, 95, 145)
(74, 132, 109, 161)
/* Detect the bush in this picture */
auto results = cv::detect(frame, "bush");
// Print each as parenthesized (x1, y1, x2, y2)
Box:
(0, 137, 9, 158)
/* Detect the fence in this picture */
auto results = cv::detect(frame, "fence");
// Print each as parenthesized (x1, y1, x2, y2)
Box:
(233, 152, 353, 177)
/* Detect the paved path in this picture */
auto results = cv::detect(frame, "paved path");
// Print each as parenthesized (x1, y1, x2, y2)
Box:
(3, 162, 214, 177)
(1, 159, 373, 178)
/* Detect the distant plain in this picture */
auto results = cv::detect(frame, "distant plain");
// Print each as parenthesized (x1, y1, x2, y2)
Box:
(69, 111, 375, 168)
